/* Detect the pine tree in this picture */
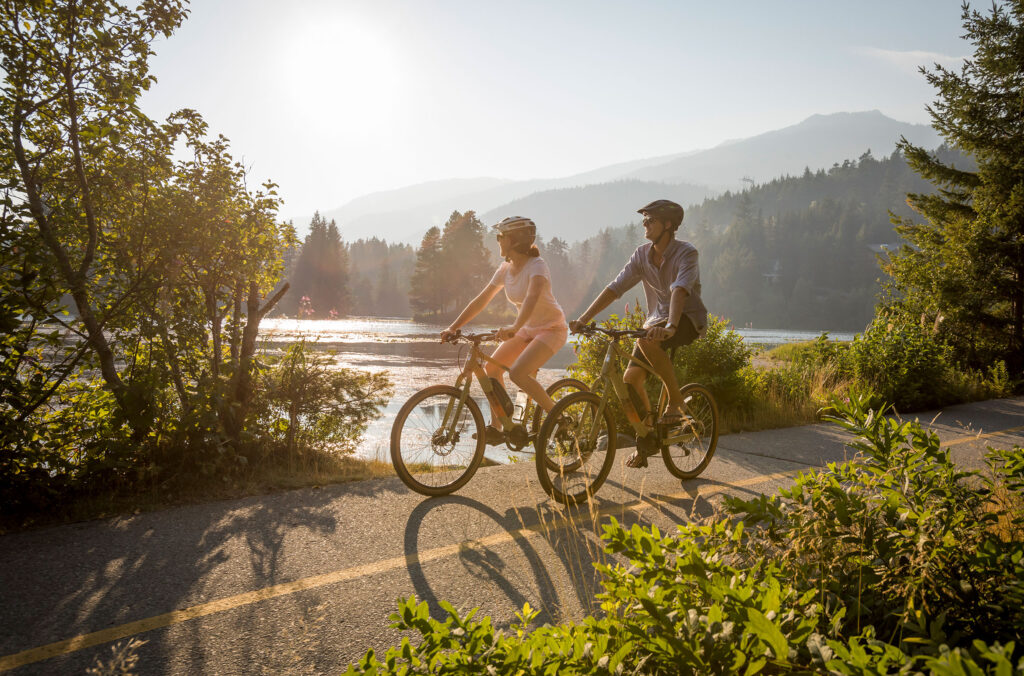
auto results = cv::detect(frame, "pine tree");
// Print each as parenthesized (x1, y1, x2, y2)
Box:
(438, 211, 492, 312)
(289, 212, 350, 318)
(885, 1, 1024, 375)
(409, 226, 445, 316)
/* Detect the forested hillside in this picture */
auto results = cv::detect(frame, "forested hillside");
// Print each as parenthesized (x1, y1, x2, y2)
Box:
(688, 147, 971, 330)
(285, 148, 968, 331)
(311, 111, 941, 245)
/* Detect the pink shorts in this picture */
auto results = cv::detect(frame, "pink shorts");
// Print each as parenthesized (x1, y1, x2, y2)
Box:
(515, 322, 568, 353)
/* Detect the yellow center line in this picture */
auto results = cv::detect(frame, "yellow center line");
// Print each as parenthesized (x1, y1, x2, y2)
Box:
(943, 424, 1024, 447)
(0, 469, 797, 672)
(8, 418, 1021, 673)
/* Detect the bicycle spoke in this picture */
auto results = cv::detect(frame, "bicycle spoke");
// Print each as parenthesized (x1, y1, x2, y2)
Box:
(392, 386, 484, 495)
(536, 392, 615, 504)
(662, 384, 718, 479)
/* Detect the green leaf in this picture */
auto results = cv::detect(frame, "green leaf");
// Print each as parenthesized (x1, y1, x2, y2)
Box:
(745, 608, 789, 661)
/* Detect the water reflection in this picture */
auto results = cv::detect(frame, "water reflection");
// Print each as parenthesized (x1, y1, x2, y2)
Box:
(257, 317, 852, 463)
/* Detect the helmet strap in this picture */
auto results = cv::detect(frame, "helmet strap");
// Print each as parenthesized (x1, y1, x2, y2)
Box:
(653, 222, 673, 248)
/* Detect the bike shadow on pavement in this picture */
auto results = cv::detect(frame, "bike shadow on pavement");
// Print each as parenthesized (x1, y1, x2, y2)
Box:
(395, 470, 770, 634)
(402, 494, 563, 626)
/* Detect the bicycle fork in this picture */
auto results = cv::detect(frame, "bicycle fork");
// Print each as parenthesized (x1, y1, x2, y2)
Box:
(437, 375, 474, 443)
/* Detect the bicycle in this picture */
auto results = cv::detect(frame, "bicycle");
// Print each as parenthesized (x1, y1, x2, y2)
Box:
(390, 330, 587, 496)
(534, 324, 719, 505)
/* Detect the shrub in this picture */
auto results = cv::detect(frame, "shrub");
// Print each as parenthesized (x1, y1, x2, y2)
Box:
(844, 316, 956, 411)
(732, 396, 1024, 650)
(253, 340, 392, 461)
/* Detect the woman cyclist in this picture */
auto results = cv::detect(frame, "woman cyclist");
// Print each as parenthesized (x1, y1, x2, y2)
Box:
(440, 217, 569, 445)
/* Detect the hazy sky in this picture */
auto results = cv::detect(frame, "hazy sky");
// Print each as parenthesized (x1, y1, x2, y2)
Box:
(141, 1, 971, 222)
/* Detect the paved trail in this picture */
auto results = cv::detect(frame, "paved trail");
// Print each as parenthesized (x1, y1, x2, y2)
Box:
(2, 397, 1022, 675)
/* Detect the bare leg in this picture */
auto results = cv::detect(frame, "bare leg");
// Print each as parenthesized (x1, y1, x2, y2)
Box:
(636, 337, 686, 414)
(508, 339, 557, 411)
(623, 365, 651, 419)
(486, 337, 529, 429)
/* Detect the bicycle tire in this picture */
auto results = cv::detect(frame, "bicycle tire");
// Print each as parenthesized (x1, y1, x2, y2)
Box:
(535, 391, 617, 505)
(527, 377, 589, 446)
(391, 384, 486, 496)
(661, 383, 719, 479)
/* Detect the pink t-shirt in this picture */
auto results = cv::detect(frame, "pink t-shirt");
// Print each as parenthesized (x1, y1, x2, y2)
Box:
(488, 257, 566, 329)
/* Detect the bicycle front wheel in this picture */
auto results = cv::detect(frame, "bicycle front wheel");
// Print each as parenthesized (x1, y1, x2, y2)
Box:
(535, 391, 616, 505)
(661, 383, 719, 479)
(391, 385, 485, 496)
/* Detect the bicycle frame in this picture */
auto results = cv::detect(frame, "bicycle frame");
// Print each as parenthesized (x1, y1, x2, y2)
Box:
(436, 337, 524, 440)
(588, 335, 694, 448)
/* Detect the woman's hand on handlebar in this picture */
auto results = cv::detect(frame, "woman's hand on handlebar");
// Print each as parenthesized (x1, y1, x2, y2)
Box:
(495, 325, 517, 341)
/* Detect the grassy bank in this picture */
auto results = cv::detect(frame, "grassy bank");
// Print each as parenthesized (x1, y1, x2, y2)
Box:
(1, 449, 398, 534)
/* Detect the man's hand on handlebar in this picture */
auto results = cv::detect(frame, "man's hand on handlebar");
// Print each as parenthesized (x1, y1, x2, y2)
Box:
(569, 318, 591, 334)
(440, 327, 460, 343)
(646, 324, 677, 341)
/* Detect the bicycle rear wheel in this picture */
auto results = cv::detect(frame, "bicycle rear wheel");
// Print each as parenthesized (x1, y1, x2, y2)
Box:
(661, 383, 719, 479)
(391, 385, 485, 496)
(528, 377, 589, 436)
(535, 391, 616, 505)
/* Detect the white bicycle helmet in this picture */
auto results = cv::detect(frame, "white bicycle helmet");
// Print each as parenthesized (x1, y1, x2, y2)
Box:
(493, 216, 536, 236)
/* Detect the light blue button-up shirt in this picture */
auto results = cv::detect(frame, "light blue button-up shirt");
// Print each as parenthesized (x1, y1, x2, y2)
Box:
(606, 239, 708, 332)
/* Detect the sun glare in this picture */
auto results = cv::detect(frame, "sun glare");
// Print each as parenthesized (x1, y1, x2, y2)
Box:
(276, 17, 404, 136)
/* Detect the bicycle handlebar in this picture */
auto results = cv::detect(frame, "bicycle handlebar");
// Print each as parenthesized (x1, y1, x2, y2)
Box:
(572, 323, 647, 339)
(441, 329, 500, 344)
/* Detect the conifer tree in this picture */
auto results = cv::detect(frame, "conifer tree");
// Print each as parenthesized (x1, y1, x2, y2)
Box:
(289, 212, 350, 317)
(409, 226, 445, 316)
(886, 1, 1024, 375)
(438, 211, 491, 311)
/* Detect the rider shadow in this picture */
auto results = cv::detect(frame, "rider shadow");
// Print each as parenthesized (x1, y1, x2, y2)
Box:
(598, 470, 763, 526)
(507, 496, 621, 617)
(403, 494, 562, 626)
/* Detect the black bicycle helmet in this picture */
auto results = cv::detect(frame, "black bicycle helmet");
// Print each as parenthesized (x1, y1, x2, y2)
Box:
(638, 199, 684, 230)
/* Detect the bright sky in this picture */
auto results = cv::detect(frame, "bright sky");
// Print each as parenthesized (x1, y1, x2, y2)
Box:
(142, 0, 971, 222)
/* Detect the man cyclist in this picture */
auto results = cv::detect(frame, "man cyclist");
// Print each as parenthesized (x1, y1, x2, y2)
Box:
(569, 199, 707, 468)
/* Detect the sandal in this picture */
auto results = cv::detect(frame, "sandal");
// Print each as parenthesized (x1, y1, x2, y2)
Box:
(626, 432, 661, 468)
(625, 447, 659, 469)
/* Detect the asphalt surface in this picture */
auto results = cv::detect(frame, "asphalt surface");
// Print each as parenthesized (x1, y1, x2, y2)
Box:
(1, 397, 1022, 675)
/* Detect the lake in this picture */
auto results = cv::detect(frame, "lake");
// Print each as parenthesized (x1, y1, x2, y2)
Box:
(259, 317, 856, 462)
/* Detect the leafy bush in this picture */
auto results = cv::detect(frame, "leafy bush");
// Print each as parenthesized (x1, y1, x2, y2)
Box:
(734, 397, 1024, 650)
(253, 340, 392, 461)
(345, 397, 1024, 674)
(844, 316, 957, 411)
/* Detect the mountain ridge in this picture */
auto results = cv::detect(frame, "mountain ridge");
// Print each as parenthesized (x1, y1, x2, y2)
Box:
(310, 110, 942, 244)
